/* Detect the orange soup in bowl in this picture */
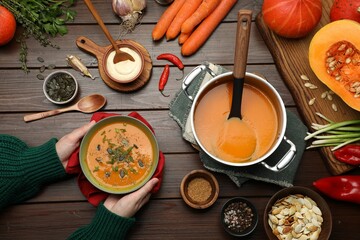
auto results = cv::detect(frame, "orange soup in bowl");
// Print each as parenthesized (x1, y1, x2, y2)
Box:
(194, 81, 278, 164)
(81, 116, 158, 193)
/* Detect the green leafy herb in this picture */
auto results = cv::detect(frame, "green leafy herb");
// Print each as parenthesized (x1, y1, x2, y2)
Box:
(0, 0, 76, 73)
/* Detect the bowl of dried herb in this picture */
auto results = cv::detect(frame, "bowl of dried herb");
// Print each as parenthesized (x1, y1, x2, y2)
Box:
(221, 197, 258, 237)
(43, 70, 78, 104)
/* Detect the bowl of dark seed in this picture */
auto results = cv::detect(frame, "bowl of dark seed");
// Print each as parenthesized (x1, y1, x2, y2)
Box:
(43, 70, 78, 104)
(221, 197, 258, 237)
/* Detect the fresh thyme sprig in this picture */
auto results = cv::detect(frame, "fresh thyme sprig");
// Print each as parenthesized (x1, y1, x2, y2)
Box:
(0, 0, 77, 73)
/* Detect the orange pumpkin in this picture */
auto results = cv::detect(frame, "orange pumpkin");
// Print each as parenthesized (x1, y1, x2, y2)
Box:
(330, 0, 360, 23)
(309, 20, 360, 111)
(262, 0, 322, 38)
(0, 6, 16, 46)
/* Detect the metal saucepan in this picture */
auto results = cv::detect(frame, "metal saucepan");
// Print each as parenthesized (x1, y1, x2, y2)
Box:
(184, 66, 296, 172)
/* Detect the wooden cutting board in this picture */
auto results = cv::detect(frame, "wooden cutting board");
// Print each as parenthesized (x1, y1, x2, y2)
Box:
(255, 0, 360, 175)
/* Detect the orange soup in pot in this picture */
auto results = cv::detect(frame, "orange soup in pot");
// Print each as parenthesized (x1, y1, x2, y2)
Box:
(86, 122, 154, 188)
(194, 81, 278, 163)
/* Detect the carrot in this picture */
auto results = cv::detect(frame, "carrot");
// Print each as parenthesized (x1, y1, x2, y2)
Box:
(178, 32, 191, 45)
(181, 0, 237, 56)
(152, 0, 186, 41)
(165, 0, 202, 41)
(180, 0, 221, 34)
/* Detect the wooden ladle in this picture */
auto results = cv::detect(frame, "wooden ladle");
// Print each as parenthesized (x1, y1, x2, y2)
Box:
(215, 10, 257, 161)
(84, 0, 134, 63)
(23, 94, 107, 122)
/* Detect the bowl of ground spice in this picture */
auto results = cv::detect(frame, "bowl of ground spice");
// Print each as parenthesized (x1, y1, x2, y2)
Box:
(221, 197, 258, 237)
(43, 70, 78, 104)
(180, 169, 219, 209)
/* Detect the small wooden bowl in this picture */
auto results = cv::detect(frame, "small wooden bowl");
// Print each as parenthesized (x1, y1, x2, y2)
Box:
(180, 169, 219, 209)
(103, 43, 145, 84)
(264, 186, 332, 240)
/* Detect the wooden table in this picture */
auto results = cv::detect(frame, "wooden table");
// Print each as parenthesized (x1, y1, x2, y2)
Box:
(0, 1, 359, 239)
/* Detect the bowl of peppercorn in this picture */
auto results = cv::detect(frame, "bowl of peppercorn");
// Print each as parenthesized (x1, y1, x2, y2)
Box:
(221, 197, 258, 237)
(43, 70, 78, 104)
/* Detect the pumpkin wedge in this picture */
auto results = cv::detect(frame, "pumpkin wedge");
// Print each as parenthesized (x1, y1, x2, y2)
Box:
(309, 19, 360, 111)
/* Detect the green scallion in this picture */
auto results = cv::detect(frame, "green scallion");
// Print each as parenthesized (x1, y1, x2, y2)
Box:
(305, 112, 360, 151)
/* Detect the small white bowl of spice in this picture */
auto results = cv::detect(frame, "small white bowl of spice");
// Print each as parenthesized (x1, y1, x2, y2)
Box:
(43, 70, 78, 104)
(180, 169, 219, 209)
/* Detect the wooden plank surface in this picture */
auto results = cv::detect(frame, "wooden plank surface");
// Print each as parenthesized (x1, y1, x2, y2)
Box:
(255, 0, 360, 175)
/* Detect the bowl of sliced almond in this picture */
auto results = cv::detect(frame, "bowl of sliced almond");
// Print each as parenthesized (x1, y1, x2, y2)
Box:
(264, 186, 332, 240)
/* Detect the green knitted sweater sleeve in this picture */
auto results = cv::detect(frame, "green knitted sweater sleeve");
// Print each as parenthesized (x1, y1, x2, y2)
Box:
(0, 134, 67, 210)
(67, 203, 135, 240)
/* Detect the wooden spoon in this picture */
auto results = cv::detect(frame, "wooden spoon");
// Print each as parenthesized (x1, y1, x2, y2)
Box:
(215, 10, 257, 162)
(84, 0, 134, 63)
(23, 94, 107, 122)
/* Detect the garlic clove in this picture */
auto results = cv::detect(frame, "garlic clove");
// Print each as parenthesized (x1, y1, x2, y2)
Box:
(131, 0, 146, 12)
(112, 0, 133, 17)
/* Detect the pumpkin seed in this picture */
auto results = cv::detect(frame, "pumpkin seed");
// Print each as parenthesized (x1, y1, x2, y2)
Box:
(332, 103, 338, 112)
(37, 74, 44, 80)
(321, 91, 327, 99)
(47, 64, 56, 69)
(37, 57, 44, 63)
(327, 93, 333, 101)
(308, 98, 316, 106)
(40, 65, 46, 73)
(300, 74, 309, 81)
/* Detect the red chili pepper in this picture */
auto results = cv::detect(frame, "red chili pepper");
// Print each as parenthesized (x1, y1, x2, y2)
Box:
(334, 144, 360, 166)
(159, 64, 170, 97)
(157, 53, 184, 80)
(157, 53, 184, 70)
(313, 175, 360, 204)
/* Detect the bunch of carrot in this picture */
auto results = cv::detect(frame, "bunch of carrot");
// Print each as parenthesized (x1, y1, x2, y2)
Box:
(152, 0, 237, 56)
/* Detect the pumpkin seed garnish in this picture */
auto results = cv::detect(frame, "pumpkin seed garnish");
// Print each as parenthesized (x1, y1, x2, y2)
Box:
(40, 65, 46, 73)
(37, 57, 44, 63)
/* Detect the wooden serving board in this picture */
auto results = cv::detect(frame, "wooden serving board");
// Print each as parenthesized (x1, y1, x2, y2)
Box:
(76, 36, 152, 92)
(255, 0, 360, 175)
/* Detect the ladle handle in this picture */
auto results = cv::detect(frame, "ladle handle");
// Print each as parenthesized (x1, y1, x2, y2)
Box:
(233, 10, 252, 79)
(23, 106, 75, 122)
(83, 0, 118, 51)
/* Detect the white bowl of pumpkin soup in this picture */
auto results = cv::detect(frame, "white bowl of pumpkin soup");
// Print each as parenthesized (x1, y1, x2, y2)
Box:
(190, 72, 286, 167)
(80, 116, 159, 194)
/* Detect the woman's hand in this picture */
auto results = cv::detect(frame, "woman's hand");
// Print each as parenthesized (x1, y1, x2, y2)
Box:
(56, 121, 96, 169)
(104, 178, 159, 218)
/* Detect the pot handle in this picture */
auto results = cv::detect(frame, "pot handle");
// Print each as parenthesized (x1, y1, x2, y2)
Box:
(182, 64, 216, 101)
(260, 136, 296, 172)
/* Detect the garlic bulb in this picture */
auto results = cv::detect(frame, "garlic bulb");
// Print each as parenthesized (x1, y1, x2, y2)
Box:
(112, 0, 146, 32)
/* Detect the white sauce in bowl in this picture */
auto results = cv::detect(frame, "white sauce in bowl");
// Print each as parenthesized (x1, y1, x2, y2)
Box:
(106, 47, 142, 83)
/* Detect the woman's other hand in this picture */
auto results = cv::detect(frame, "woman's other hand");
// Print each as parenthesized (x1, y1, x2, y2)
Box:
(104, 178, 159, 218)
